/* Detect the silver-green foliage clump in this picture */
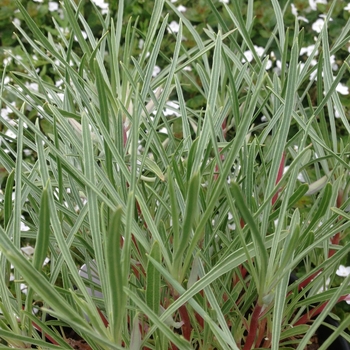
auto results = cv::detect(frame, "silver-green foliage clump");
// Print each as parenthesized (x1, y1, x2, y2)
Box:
(1, 0, 350, 349)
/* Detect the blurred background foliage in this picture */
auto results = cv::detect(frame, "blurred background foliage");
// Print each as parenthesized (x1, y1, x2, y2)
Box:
(0, 0, 350, 200)
(1, 0, 349, 84)
(0, 0, 350, 174)
(1, 0, 350, 117)
(0, 0, 347, 197)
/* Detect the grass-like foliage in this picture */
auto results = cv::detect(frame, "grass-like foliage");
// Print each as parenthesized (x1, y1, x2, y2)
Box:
(1, 0, 350, 349)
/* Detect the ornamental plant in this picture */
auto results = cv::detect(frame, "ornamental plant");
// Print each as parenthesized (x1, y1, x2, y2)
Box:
(1, 0, 350, 349)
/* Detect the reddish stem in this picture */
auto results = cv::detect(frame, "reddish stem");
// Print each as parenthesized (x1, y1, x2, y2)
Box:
(272, 152, 286, 206)
(31, 321, 60, 345)
(337, 190, 343, 210)
(256, 316, 267, 347)
(243, 301, 262, 350)
(214, 151, 225, 180)
(329, 191, 343, 257)
(136, 201, 148, 229)
(298, 189, 344, 288)
(222, 118, 227, 139)
(97, 308, 109, 327)
(233, 264, 248, 287)
(329, 234, 340, 258)
(178, 304, 192, 341)
(297, 270, 321, 291)
(20, 307, 59, 346)
(240, 217, 245, 228)
(331, 232, 341, 247)
(295, 295, 350, 326)
(194, 310, 204, 329)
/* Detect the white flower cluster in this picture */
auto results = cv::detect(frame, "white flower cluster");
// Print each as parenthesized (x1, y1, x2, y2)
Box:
(336, 265, 350, 304)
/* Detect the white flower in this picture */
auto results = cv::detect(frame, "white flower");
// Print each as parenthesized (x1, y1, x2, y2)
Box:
(21, 283, 28, 294)
(55, 79, 63, 87)
(1, 106, 12, 120)
(26, 82, 39, 92)
(159, 127, 168, 134)
(317, 277, 330, 293)
(283, 165, 305, 182)
(20, 221, 30, 232)
(312, 18, 324, 33)
(336, 265, 350, 277)
(336, 83, 349, 95)
(255, 46, 265, 57)
(163, 101, 181, 116)
(334, 108, 340, 119)
(345, 3, 350, 12)
(228, 223, 236, 230)
(48, 2, 59, 11)
(177, 5, 186, 12)
(23, 149, 32, 156)
(13, 18, 21, 26)
(273, 60, 282, 75)
(242, 46, 264, 63)
(291, 4, 309, 23)
(309, 68, 321, 81)
(309, 0, 327, 11)
(91, 0, 109, 14)
(74, 31, 87, 41)
(243, 50, 254, 63)
(168, 21, 180, 33)
(21, 246, 35, 256)
(241, 46, 272, 70)
(330, 55, 338, 71)
(152, 65, 161, 77)
(3, 56, 12, 66)
(300, 45, 318, 57)
(266, 59, 272, 70)
(219, 0, 229, 3)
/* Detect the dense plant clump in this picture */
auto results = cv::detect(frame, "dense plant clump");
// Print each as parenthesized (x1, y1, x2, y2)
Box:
(1, 0, 350, 349)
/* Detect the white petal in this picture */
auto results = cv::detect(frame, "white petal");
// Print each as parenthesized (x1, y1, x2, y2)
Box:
(336, 265, 350, 277)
